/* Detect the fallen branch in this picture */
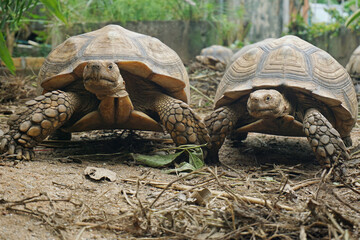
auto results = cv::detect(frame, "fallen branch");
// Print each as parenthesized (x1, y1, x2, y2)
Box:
(190, 85, 214, 103)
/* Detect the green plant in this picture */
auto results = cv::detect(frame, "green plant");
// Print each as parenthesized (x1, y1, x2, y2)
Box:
(59, 0, 245, 46)
(287, 5, 357, 42)
(0, 0, 66, 74)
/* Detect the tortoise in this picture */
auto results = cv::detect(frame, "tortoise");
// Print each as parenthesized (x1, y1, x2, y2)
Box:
(0, 24, 210, 160)
(346, 45, 360, 97)
(196, 45, 233, 71)
(229, 38, 275, 68)
(204, 35, 358, 169)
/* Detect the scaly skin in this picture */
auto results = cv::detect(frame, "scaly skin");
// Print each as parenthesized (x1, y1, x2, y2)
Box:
(303, 108, 350, 168)
(204, 105, 240, 163)
(154, 94, 210, 146)
(0, 90, 79, 159)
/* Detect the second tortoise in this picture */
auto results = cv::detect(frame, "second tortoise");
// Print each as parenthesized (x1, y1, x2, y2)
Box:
(205, 35, 357, 169)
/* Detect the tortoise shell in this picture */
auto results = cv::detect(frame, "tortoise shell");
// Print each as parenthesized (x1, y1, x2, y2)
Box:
(196, 45, 233, 65)
(346, 45, 360, 83)
(38, 24, 190, 103)
(214, 35, 357, 136)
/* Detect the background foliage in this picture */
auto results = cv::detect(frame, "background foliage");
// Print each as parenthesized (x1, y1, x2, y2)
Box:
(287, 0, 360, 42)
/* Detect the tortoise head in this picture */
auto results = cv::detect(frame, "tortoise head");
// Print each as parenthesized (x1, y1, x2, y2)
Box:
(83, 60, 127, 99)
(247, 89, 291, 119)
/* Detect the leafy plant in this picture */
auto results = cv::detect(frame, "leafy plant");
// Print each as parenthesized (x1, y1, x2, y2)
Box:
(132, 144, 205, 173)
(287, 5, 357, 43)
(346, 8, 360, 27)
(0, 0, 66, 74)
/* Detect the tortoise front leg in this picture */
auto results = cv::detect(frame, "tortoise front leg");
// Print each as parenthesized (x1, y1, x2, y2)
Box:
(203, 105, 241, 163)
(303, 108, 350, 168)
(0, 90, 78, 160)
(154, 95, 210, 146)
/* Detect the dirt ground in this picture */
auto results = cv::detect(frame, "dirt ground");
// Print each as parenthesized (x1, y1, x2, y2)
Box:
(0, 66, 359, 240)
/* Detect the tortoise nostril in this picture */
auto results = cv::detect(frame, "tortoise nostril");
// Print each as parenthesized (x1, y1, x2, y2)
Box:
(251, 96, 259, 102)
(90, 64, 100, 70)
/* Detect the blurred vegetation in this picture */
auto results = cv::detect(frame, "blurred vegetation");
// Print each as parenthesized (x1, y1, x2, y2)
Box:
(0, 0, 66, 74)
(287, 0, 360, 42)
(1, 0, 246, 71)
(58, 0, 246, 46)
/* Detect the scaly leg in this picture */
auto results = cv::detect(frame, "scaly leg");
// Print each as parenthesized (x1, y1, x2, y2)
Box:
(0, 90, 78, 159)
(154, 95, 210, 146)
(204, 105, 241, 163)
(303, 108, 349, 168)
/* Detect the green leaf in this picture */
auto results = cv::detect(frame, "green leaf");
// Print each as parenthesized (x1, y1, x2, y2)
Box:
(345, 8, 360, 27)
(0, 32, 15, 75)
(131, 151, 184, 168)
(39, 0, 67, 24)
(187, 147, 204, 169)
(163, 162, 196, 174)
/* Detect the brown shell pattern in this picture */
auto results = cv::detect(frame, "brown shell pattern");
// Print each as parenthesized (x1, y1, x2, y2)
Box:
(215, 35, 357, 134)
(38, 25, 189, 102)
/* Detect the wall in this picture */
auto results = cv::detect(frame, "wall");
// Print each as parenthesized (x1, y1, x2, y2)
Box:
(242, 0, 284, 42)
(311, 27, 360, 67)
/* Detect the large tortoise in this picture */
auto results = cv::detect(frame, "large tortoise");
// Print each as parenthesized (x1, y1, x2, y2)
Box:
(196, 45, 233, 70)
(0, 24, 209, 159)
(204, 35, 358, 169)
(346, 45, 360, 97)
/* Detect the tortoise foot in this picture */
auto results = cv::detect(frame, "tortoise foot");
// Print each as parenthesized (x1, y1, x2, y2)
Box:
(0, 90, 75, 159)
(158, 97, 210, 146)
(303, 108, 349, 168)
(0, 133, 35, 160)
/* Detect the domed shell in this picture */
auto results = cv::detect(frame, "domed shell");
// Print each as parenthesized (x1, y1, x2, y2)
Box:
(346, 45, 360, 79)
(229, 38, 275, 68)
(197, 45, 233, 65)
(38, 24, 190, 103)
(215, 35, 357, 135)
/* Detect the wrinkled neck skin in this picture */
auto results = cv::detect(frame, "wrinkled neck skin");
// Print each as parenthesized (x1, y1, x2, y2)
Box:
(83, 60, 128, 100)
(247, 89, 291, 119)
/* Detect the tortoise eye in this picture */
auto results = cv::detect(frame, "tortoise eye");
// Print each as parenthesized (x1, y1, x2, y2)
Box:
(265, 96, 271, 101)
(108, 64, 113, 70)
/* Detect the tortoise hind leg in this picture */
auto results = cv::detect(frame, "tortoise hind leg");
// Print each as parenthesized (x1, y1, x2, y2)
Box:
(303, 108, 350, 168)
(0, 90, 78, 160)
(153, 94, 210, 146)
(204, 105, 241, 163)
